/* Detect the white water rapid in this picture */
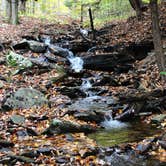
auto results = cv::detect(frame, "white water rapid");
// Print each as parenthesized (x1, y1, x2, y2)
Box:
(67, 51, 84, 73)
(43, 36, 84, 73)
(101, 110, 128, 129)
(44, 36, 51, 45)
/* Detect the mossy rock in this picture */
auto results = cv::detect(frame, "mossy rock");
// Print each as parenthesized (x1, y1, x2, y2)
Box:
(2, 88, 48, 111)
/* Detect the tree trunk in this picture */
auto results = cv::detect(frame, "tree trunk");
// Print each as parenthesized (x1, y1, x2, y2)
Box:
(150, 0, 166, 81)
(32, 0, 35, 14)
(80, 4, 83, 27)
(20, 0, 26, 14)
(129, 0, 143, 19)
(11, 0, 18, 24)
(6, 0, 12, 22)
(88, 8, 96, 40)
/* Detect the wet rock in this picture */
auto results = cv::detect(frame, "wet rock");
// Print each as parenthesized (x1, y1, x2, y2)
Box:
(10, 114, 25, 125)
(57, 86, 86, 98)
(27, 40, 47, 53)
(73, 111, 104, 123)
(2, 88, 48, 111)
(151, 114, 166, 124)
(48, 45, 69, 57)
(43, 118, 95, 135)
(68, 96, 112, 114)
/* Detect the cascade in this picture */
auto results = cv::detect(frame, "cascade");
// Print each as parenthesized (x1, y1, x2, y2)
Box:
(67, 51, 84, 73)
(101, 110, 128, 129)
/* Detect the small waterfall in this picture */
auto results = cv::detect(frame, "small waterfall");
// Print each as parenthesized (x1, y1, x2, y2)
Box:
(42, 36, 84, 73)
(80, 28, 88, 37)
(44, 36, 51, 45)
(67, 51, 84, 73)
(101, 110, 127, 129)
(80, 78, 92, 91)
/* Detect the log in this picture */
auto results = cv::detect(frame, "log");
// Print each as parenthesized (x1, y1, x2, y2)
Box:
(83, 53, 134, 72)
(119, 88, 166, 113)
(114, 107, 135, 121)
(119, 88, 166, 102)
(69, 40, 93, 53)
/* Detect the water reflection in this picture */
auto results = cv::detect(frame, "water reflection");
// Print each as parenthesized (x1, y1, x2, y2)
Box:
(89, 120, 162, 147)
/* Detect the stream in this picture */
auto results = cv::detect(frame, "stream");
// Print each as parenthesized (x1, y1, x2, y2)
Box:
(43, 37, 164, 165)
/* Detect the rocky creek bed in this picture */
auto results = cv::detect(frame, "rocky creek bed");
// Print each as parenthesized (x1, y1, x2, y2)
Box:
(0, 5, 166, 165)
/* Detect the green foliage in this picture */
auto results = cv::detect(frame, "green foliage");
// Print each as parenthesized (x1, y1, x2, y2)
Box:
(160, 71, 166, 75)
(6, 51, 33, 75)
(64, 0, 134, 27)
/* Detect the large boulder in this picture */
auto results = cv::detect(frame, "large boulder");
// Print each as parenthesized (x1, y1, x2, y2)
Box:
(13, 39, 47, 53)
(2, 88, 48, 111)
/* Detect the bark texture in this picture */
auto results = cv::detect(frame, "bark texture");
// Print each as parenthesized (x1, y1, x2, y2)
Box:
(150, 0, 165, 80)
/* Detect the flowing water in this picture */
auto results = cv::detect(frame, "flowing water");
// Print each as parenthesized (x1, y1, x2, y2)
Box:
(67, 51, 84, 73)
(43, 36, 84, 73)
(46, 38, 164, 165)
(42, 37, 164, 164)
(100, 111, 128, 129)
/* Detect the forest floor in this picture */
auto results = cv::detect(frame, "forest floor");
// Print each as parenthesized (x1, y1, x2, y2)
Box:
(0, 2, 166, 166)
